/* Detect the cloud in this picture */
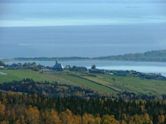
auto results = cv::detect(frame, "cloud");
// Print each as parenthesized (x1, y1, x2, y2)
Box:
(1, 16, 166, 27)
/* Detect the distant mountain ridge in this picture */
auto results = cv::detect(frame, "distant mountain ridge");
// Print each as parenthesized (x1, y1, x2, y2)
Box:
(14, 50, 166, 62)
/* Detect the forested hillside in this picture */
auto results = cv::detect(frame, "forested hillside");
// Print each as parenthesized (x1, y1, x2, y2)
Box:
(0, 87, 165, 124)
(95, 50, 166, 62)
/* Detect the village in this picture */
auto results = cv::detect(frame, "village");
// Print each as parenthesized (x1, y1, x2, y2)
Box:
(0, 60, 165, 81)
(0, 60, 105, 74)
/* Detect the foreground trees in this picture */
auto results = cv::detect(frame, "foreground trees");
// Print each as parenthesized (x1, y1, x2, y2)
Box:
(0, 91, 165, 124)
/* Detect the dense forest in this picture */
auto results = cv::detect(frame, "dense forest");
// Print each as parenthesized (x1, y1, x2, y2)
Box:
(0, 80, 165, 124)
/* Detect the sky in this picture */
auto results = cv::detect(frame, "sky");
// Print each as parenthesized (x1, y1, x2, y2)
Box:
(0, 0, 166, 58)
(0, 0, 166, 27)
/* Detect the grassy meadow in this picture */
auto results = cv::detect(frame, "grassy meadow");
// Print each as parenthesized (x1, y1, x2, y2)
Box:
(0, 69, 166, 96)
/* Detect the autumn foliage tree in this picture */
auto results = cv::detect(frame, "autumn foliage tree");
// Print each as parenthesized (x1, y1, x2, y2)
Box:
(0, 91, 165, 124)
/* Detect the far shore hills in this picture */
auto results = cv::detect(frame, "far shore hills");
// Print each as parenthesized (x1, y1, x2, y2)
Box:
(4, 49, 166, 62)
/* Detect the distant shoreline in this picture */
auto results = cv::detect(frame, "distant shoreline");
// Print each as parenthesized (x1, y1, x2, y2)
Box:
(5, 49, 166, 62)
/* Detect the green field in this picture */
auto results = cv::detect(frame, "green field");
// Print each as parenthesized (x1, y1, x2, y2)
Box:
(0, 69, 166, 95)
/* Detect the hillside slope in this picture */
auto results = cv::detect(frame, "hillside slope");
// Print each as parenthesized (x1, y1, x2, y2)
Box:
(1, 69, 166, 96)
(95, 50, 166, 62)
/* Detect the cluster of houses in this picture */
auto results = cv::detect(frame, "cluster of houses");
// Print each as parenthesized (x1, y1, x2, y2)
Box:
(52, 61, 105, 74)
(40, 60, 105, 74)
(0, 60, 105, 74)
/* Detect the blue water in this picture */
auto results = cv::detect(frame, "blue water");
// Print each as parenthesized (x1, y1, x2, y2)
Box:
(1, 24, 166, 58)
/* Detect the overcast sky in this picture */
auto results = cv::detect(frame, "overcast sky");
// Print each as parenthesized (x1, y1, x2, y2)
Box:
(0, 0, 166, 27)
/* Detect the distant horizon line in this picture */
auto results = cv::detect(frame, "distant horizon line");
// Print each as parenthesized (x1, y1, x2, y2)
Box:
(1, 49, 165, 60)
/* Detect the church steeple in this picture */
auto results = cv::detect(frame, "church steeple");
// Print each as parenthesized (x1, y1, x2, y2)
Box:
(53, 60, 63, 71)
(55, 60, 58, 64)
